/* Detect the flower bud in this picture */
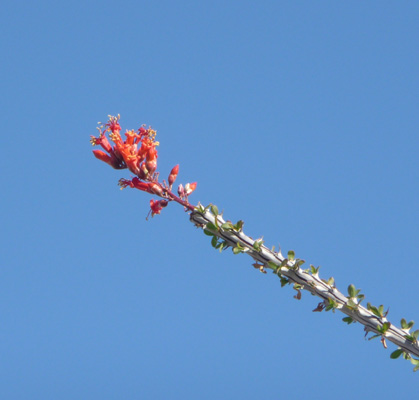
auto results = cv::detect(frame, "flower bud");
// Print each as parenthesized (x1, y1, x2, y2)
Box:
(168, 164, 179, 188)
(178, 184, 185, 198)
(184, 182, 197, 196)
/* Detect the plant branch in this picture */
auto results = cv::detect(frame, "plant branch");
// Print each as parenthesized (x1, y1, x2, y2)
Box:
(190, 206, 419, 365)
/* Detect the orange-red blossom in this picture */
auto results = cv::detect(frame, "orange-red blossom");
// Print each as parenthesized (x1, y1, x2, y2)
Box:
(91, 115, 197, 216)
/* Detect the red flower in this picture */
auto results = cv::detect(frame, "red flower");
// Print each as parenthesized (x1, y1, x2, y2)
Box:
(146, 146, 158, 176)
(92, 115, 197, 214)
(92, 149, 125, 169)
(105, 115, 122, 133)
(119, 177, 152, 193)
(149, 199, 168, 217)
(90, 133, 112, 153)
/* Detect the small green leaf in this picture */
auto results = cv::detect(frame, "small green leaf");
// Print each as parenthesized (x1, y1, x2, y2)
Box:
(233, 220, 244, 231)
(233, 246, 242, 255)
(390, 349, 404, 359)
(206, 222, 217, 231)
(342, 316, 354, 325)
(267, 261, 278, 270)
(221, 222, 234, 231)
(367, 303, 382, 317)
(322, 277, 335, 286)
(348, 284, 356, 298)
(325, 299, 338, 312)
(401, 318, 415, 330)
(203, 229, 214, 236)
(382, 322, 390, 333)
(347, 299, 358, 309)
(211, 236, 218, 248)
(279, 277, 289, 287)
(288, 250, 295, 261)
(410, 358, 419, 371)
(210, 205, 219, 215)
(253, 239, 264, 252)
(410, 358, 419, 372)
(294, 259, 305, 268)
(310, 265, 320, 275)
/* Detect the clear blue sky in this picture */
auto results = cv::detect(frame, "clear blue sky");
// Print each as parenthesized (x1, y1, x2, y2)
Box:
(1, 1, 418, 398)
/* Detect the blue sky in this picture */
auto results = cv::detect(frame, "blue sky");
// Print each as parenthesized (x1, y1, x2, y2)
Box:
(1, 1, 418, 398)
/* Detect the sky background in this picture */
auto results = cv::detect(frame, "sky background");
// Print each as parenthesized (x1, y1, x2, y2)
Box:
(1, 1, 418, 398)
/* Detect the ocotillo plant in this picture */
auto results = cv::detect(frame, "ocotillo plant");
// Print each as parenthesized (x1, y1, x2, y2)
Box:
(91, 115, 419, 372)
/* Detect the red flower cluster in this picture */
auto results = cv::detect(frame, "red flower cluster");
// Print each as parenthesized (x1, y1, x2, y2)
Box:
(91, 115, 197, 216)
(90, 115, 160, 179)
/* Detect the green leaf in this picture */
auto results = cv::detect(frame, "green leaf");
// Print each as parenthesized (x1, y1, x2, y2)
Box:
(221, 222, 234, 231)
(203, 229, 214, 236)
(279, 277, 289, 287)
(367, 303, 381, 317)
(206, 222, 217, 231)
(310, 265, 320, 275)
(325, 299, 338, 312)
(401, 318, 415, 330)
(268, 261, 278, 270)
(288, 250, 295, 261)
(410, 358, 419, 372)
(348, 284, 356, 298)
(210, 205, 219, 215)
(233, 246, 242, 255)
(322, 277, 335, 286)
(390, 349, 404, 359)
(347, 299, 358, 309)
(342, 316, 354, 325)
(211, 236, 218, 248)
(253, 239, 263, 252)
(294, 259, 305, 268)
(382, 322, 390, 333)
(233, 220, 244, 232)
